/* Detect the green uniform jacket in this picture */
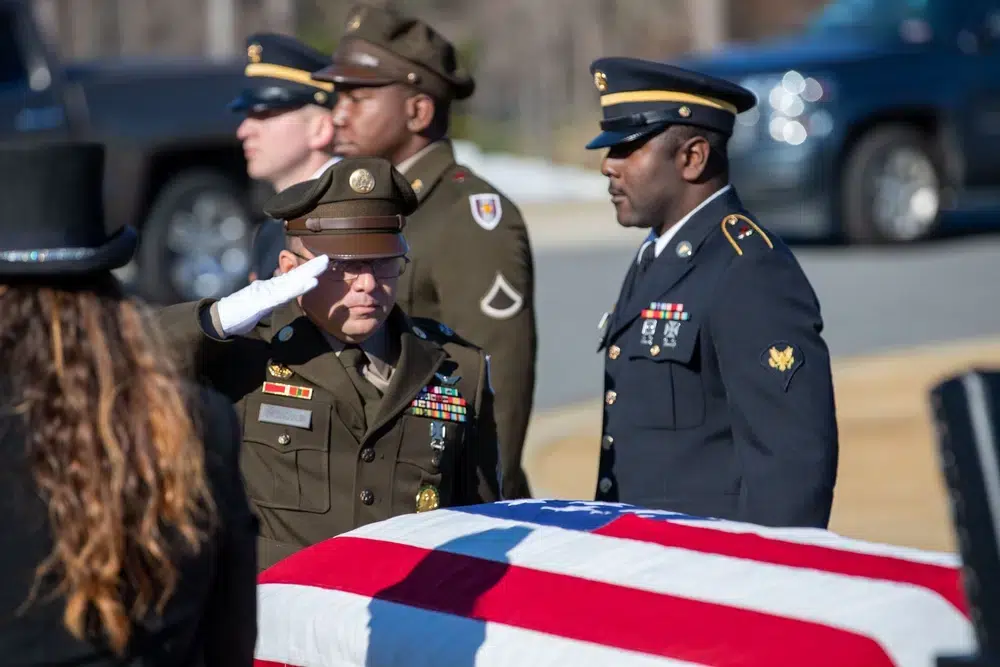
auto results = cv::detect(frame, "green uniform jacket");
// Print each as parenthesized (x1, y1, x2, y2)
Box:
(399, 140, 536, 499)
(158, 300, 500, 570)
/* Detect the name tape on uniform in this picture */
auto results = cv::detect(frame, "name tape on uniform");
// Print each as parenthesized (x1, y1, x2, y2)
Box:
(258, 403, 313, 430)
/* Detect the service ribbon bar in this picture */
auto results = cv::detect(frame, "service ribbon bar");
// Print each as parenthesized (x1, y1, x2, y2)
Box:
(262, 381, 314, 400)
(641, 310, 690, 321)
(408, 406, 468, 422)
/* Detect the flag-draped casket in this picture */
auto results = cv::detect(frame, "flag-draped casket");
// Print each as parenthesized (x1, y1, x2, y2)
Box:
(254, 500, 975, 667)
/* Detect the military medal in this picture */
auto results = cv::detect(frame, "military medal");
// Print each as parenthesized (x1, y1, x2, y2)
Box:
(415, 484, 440, 512)
(429, 421, 447, 467)
(640, 318, 657, 346)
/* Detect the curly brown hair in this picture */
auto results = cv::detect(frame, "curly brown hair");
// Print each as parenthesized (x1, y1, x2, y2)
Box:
(1, 276, 216, 654)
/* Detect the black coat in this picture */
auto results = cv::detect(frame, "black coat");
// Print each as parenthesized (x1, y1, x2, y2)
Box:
(596, 187, 839, 528)
(0, 385, 259, 666)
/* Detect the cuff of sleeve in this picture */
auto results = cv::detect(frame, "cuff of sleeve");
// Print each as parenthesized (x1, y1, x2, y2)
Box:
(197, 299, 228, 341)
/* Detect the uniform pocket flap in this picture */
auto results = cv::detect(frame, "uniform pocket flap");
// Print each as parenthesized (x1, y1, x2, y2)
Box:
(243, 396, 331, 453)
(627, 318, 700, 365)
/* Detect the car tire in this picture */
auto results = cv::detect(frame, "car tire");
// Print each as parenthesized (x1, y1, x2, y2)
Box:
(841, 124, 943, 244)
(134, 170, 255, 304)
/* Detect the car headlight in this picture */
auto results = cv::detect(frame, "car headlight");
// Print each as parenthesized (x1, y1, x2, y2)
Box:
(731, 71, 836, 149)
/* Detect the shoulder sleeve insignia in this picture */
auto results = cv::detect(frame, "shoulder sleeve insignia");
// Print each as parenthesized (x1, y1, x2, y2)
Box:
(760, 341, 803, 391)
(480, 272, 523, 320)
(469, 193, 503, 230)
(721, 213, 773, 256)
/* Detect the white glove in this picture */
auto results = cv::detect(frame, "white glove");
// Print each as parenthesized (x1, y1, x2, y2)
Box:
(216, 254, 329, 337)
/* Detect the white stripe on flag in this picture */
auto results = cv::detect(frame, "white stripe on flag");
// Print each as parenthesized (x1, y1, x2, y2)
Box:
(345, 510, 975, 667)
(257, 583, 696, 667)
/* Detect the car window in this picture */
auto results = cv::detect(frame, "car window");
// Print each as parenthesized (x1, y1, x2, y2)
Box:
(0, 8, 28, 89)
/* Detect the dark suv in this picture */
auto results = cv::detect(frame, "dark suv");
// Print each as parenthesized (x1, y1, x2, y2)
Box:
(675, 0, 1000, 243)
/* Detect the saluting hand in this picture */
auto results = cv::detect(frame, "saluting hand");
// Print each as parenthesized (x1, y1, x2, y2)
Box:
(216, 255, 329, 337)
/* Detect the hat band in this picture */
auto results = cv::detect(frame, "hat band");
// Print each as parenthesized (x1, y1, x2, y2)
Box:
(245, 63, 334, 92)
(601, 90, 738, 115)
(0, 246, 99, 263)
(285, 215, 405, 234)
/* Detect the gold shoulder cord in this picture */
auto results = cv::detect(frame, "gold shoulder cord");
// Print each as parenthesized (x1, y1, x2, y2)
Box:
(720, 213, 773, 256)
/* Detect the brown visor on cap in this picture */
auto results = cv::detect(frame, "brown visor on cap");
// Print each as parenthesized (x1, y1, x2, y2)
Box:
(312, 61, 397, 87)
(300, 232, 408, 260)
(312, 41, 400, 86)
(286, 214, 409, 260)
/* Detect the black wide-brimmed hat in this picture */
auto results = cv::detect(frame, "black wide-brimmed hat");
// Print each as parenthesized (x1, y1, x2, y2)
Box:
(0, 142, 137, 277)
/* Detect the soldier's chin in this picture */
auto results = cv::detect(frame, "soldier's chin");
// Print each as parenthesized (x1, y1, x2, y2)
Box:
(340, 314, 384, 340)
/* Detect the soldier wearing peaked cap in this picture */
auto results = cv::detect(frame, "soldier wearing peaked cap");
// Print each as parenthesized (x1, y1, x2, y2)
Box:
(310, 4, 536, 502)
(232, 32, 342, 282)
(158, 157, 501, 571)
(589, 57, 839, 528)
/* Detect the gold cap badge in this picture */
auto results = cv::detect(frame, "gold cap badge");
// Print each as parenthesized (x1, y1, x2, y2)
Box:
(415, 485, 440, 512)
(349, 168, 375, 194)
(594, 70, 607, 92)
(248, 43, 262, 63)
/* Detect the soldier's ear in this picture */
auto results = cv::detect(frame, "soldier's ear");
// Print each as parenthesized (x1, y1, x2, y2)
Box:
(678, 135, 711, 183)
(307, 107, 337, 151)
(404, 93, 435, 134)
(277, 249, 299, 275)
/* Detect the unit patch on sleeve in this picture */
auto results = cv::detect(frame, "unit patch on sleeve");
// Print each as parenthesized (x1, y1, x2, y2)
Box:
(469, 193, 502, 230)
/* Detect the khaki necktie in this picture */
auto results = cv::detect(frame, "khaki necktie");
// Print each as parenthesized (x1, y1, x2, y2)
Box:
(340, 344, 382, 427)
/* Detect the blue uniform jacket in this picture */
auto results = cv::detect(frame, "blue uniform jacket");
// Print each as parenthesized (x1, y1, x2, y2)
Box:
(596, 187, 839, 528)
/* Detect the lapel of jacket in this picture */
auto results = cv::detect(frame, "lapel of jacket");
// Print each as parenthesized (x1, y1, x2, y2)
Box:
(365, 308, 447, 441)
(607, 187, 743, 340)
(401, 139, 459, 205)
(263, 302, 366, 428)
(600, 247, 646, 351)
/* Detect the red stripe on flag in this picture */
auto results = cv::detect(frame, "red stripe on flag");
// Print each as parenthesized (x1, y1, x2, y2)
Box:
(255, 660, 301, 667)
(593, 515, 969, 616)
(260, 536, 895, 667)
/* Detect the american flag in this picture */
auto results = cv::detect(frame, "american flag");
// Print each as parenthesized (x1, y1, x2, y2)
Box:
(254, 500, 976, 667)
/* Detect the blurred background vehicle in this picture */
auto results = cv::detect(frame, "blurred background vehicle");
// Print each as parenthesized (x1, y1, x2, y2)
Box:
(681, 0, 1000, 244)
(1, 0, 268, 304)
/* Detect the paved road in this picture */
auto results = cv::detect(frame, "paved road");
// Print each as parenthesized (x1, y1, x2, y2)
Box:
(533, 234, 1000, 411)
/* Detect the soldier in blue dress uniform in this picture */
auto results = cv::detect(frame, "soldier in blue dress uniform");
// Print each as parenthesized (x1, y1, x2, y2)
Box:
(588, 57, 839, 528)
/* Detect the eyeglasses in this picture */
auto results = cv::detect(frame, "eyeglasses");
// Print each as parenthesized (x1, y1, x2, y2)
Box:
(293, 253, 409, 281)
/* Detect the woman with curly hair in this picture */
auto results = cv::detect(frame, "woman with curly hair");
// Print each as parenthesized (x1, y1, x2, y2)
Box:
(0, 142, 258, 665)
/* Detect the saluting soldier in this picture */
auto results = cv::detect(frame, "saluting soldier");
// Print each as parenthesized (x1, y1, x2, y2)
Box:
(588, 57, 839, 528)
(159, 157, 500, 570)
(310, 4, 536, 500)
(229, 32, 341, 282)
